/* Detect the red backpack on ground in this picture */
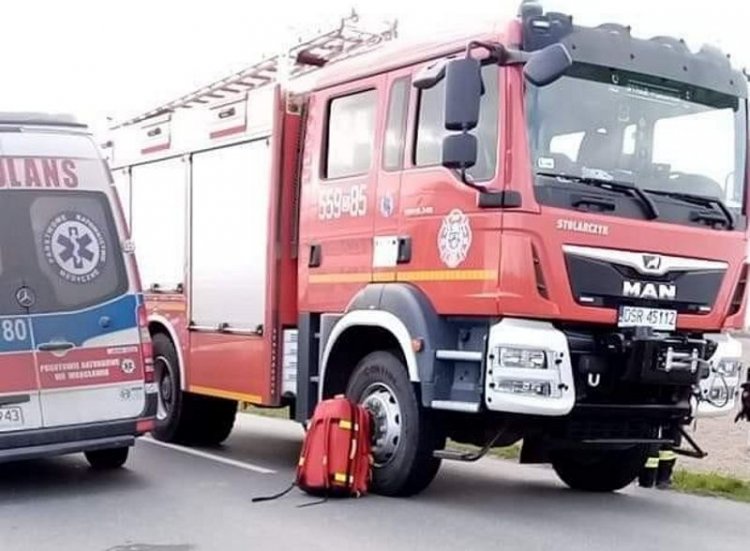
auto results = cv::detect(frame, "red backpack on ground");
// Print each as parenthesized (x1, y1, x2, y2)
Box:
(254, 396, 372, 503)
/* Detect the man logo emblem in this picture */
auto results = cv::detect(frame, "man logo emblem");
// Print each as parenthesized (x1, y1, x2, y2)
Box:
(15, 287, 36, 308)
(642, 254, 662, 272)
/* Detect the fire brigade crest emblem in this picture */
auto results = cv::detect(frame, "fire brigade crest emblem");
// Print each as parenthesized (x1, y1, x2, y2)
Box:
(438, 209, 472, 268)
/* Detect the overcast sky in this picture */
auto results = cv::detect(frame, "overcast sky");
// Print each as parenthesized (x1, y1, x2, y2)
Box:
(3, 0, 749, 136)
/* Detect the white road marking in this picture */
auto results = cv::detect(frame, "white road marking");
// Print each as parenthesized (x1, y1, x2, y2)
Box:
(140, 437, 276, 474)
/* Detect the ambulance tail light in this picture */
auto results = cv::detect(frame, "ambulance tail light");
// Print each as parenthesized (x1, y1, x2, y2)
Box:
(138, 303, 155, 384)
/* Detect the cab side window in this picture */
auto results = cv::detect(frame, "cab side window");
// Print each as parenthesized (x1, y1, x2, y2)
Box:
(414, 64, 499, 181)
(324, 89, 377, 179)
(383, 77, 410, 171)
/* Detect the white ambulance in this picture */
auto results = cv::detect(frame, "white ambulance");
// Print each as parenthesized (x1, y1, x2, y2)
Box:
(0, 113, 155, 469)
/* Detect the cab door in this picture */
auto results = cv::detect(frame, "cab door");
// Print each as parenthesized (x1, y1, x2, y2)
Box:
(396, 63, 502, 314)
(25, 184, 145, 428)
(372, 71, 412, 279)
(299, 75, 385, 312)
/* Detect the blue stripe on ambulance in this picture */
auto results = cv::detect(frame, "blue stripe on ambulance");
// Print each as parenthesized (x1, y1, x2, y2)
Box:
(0, 317, 33, 354)
(31, 294, 138, 347)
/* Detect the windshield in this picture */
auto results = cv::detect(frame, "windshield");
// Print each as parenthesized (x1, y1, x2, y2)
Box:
(526, 64, 748, 214)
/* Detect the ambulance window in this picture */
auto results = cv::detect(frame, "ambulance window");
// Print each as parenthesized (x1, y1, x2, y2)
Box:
(383, 77, 410, 171)
(0, 190, 127, 315)
(325, 89, 377, 179)
(414, 64, 499, 181)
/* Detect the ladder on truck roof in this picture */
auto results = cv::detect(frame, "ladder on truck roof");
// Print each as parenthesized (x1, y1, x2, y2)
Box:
(113, 11, 398, 129)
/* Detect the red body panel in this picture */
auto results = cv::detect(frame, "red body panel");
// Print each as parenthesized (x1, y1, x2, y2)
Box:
(145, 93, 302, 407)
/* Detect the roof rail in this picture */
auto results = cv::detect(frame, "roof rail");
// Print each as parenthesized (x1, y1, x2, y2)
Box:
(0, 112, 85, 128)
(113, 11, 397, 129)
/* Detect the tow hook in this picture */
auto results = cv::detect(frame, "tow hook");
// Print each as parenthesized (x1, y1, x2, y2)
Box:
(673, 427, 708, 459)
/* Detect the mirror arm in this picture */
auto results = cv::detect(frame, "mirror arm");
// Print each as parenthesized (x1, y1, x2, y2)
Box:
(499, 47, 532, 66)
(465, 40, 506, 63)
(464, 41, 532, 66)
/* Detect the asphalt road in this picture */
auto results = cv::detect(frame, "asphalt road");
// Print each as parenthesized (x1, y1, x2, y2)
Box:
(1, 413, 748, 551)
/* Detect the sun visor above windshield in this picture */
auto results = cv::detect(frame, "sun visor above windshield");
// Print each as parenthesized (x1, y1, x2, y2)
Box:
(521, 12, 747, 98)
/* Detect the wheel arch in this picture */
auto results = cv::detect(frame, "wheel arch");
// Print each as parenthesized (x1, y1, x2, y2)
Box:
(148, 314, 187, 390)
(319, 284, 445, 403)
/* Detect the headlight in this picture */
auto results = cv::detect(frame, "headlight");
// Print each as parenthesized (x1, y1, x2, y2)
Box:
(495, 347, 548, 369)
(716, 359, 742, 378)
(495, 379, 552, 397)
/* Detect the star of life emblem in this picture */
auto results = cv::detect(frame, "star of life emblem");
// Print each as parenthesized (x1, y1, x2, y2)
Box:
(43, 212, 107, 284)
(438, 209, 472, 269)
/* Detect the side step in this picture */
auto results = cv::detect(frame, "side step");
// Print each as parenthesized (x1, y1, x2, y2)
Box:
(433, 431, 503, 463)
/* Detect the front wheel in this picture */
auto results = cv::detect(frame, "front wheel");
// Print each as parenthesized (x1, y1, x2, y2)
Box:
(85, 446, 130, 470)
(551, 446, 648, 492)
(346, 351, 444, 497)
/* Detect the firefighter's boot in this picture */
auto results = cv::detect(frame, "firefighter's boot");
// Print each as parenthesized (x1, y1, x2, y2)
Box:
(656, 449, 677, 489)
(638, 453, 659, 488)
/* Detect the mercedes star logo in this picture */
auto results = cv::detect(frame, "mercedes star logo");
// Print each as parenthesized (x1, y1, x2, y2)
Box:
(15, 287, 36, 308)
(642, 254, 662, 271)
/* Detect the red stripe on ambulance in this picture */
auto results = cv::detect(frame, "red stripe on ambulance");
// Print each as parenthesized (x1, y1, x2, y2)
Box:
(0, 352, 36, 393)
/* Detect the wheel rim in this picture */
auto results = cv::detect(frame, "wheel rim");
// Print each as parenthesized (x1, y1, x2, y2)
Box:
(155, 355, 175, 421)
(361, 382, 402, 466)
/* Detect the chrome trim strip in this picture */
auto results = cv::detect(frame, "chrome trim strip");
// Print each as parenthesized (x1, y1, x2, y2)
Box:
(562, 245, 727, 276)
(431, 400, 481, 413)
(435, 350, 483, 362)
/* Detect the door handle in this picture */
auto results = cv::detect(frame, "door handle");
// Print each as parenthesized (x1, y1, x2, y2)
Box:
(309, 244, 322, 268)
(38, 341, 75, 353)
(397, 237, 412, 264)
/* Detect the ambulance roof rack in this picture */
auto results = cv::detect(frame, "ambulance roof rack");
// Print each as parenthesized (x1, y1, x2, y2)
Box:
(0, 112, 85, 128)
(113, 11, 398, 129)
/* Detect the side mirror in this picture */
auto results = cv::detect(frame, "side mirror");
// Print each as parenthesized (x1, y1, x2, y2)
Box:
(523, 43, 572, 87)
(444, 57, 482, 131)
(442, 134, 477, 172)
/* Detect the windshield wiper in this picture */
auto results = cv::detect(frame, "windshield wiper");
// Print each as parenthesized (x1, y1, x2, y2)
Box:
(536, 172, 660, 220)
(643, 189, 734, 230)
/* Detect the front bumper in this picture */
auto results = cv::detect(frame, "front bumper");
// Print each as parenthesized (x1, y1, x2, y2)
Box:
(483, 318, 743, 420)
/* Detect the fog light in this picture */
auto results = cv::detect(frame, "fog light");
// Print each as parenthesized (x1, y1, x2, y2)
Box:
(709, 386, 736, 401)
(496, 379, 552, 397)
(497, 347, 547, 369)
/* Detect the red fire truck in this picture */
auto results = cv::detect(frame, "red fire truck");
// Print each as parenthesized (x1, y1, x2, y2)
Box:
(105, 6, 748, 495)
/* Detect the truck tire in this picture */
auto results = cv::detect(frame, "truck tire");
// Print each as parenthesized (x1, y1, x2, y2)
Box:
(346, 350, 444, 497)
(152, 333, 237, 446)
(190, 395, 237, 446)
(152, 333, 191, 443)
(551, 446, 647, 492)
(85, 446, 129, 470)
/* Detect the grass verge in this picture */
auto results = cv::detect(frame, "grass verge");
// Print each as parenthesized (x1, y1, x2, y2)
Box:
(446, 440, 522, 461)
(672, 470, 750, 503)
(241, 404, 291, 420)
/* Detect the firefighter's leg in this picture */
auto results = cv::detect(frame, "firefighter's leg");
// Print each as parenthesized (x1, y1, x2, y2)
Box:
(656, 447, 677, 489)
(638, 444, 659, 488)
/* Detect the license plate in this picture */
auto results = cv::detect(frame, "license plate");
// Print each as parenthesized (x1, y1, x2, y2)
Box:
(0, 406, 23, 427)
(618, 306, 677, 331)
